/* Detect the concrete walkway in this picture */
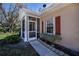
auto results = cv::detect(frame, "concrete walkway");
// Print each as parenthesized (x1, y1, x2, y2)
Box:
(30, 40, 58, 56)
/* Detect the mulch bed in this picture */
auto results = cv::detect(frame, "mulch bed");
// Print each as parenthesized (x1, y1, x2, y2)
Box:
(0, 41, 39, 56)
(40, 38, 79, 56)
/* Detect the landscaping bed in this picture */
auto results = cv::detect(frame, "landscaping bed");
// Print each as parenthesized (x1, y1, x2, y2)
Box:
(40, 38, 79, 56)
(0, 44, 39, 56)
(40, 33, 79, 56)
(53, 43, 79, 56)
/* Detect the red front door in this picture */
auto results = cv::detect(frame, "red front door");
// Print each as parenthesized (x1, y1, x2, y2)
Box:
(55, 16, 61, 35)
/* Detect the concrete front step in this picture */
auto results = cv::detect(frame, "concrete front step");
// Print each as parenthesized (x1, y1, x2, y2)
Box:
(29, 40, 58, 56)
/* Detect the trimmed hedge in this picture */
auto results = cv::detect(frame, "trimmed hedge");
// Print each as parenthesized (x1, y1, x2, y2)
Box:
(0, 34, 20, 44)
(40, 33, 62, 43)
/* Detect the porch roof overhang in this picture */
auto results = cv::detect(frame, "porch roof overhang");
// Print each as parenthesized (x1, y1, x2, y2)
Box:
(21, 8, 40, 17)
(19, 3, 71, 19)
(40, 3, 71, 16)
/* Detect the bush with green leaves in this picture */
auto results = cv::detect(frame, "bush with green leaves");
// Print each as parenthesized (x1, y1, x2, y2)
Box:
(40, 33, 62, 43)
(0, 34, 20, 44)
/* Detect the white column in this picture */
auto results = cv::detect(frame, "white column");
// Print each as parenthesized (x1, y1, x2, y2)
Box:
(24, 15, 28, 42)
(36, 18, 37, 39)
(45, 20, 47, 34)
(21, 19, 23, 38)
(19, 9, 23, 39)
(53, 17, 56, 35)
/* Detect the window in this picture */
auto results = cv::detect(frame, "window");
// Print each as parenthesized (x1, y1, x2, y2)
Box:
(37, 18, 40, 32)
(37, 18, 40, 38)
(47, 18, 53, 34)
(22, 19, 25, 32)
(29, 22, 35, 31)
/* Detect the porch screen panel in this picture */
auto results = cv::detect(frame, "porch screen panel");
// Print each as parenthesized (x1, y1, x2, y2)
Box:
(37, 18, 40, 38)
(22, 19, 25, 38)
(28, 16, 36, 38)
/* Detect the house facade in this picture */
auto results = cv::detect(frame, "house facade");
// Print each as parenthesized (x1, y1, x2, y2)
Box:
(19, 3, 79, 52)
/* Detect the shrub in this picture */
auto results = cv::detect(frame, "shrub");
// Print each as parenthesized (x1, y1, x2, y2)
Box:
(6, 34, 20, 44)
(0, 34, 20, 44)
(40, 33, 62, 43)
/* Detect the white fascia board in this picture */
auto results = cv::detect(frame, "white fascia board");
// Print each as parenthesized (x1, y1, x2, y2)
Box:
(40, 3, 71, 15)
(22, 8, 40, 16)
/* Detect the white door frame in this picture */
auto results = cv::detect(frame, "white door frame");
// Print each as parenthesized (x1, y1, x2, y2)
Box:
(28, 17, 37, 41)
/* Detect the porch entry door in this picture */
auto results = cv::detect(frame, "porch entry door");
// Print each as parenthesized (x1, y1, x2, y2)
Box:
(28, 20, 37, 41)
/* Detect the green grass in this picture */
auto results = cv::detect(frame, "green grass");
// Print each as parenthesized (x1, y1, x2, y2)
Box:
(0, 32, 20, 44)
(0, 33, 11, 40)
(0, 32, 18, 40)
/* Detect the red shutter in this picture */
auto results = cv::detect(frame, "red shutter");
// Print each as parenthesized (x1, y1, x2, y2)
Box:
(42, 21, 44, 33)
(55, 16, 61, 35)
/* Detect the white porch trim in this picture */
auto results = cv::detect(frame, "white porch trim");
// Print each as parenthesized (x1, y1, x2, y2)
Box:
(24, 15, 28, 42)
(53, 17, 56, 35)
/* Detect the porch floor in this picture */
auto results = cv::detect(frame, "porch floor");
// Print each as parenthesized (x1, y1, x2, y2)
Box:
(29, 40, 58, 56)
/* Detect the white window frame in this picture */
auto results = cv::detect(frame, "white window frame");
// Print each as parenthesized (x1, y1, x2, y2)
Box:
(46, 17, 55, 35)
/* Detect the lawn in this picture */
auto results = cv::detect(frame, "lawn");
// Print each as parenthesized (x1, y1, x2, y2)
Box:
(0, 32, 18, 40)
(0, 32, 20, 44)
(0, 33, 11, 40)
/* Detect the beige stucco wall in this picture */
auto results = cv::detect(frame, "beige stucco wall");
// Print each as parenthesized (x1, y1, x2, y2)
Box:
(40, 4, 79, 52)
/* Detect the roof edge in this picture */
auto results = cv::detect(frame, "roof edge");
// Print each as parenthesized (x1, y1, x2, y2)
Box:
(40, 3, 71, 15)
